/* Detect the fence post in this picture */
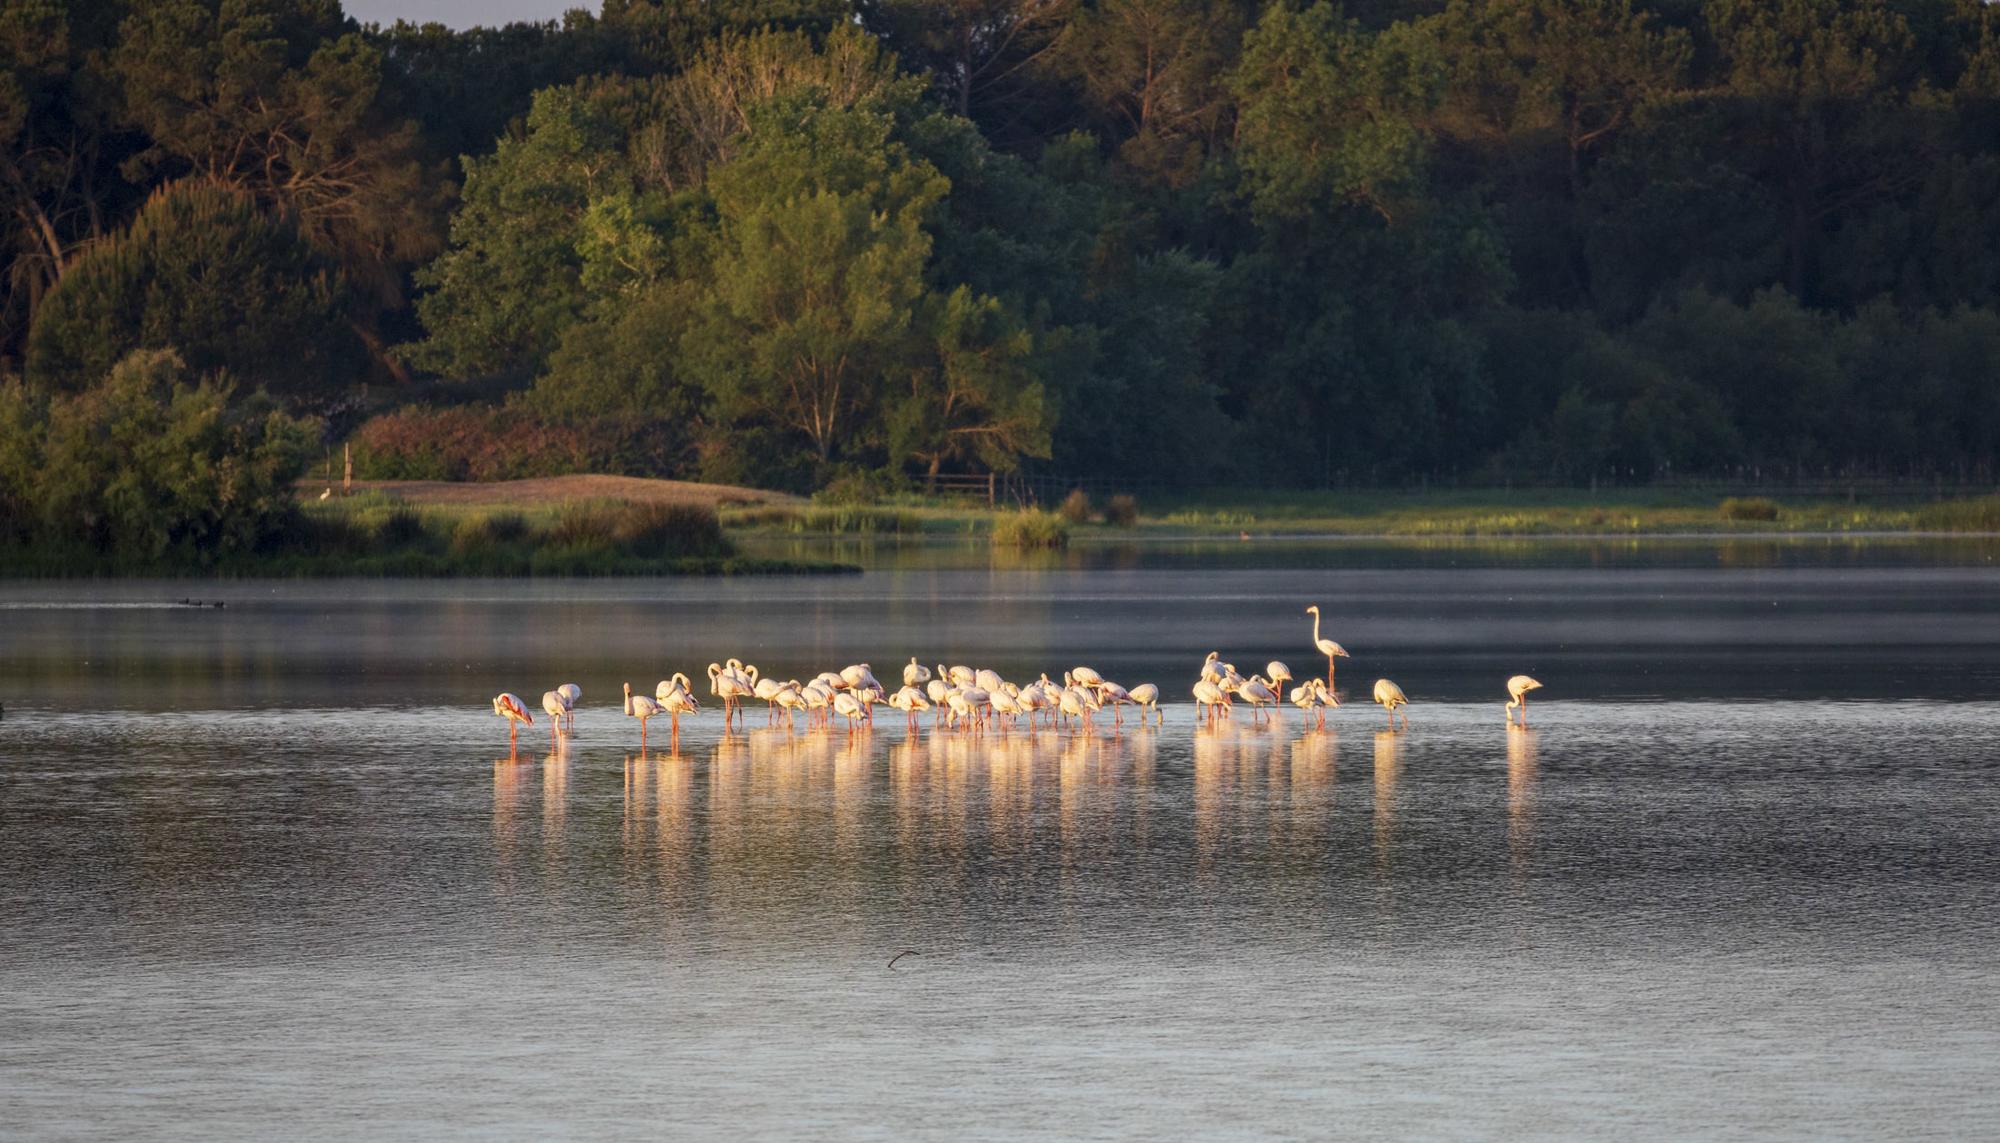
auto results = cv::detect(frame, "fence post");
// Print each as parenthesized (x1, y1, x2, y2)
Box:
(988, 472, 996, 507)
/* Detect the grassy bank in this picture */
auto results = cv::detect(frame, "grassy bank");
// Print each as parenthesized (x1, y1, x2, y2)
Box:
(717, 488, 2000, 540)
(0, 495, 857, 577)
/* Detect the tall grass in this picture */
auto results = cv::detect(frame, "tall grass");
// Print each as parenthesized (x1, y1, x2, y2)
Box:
(991, 508, 1070, 549)
(1718, 496, 1782, 522)
(1911, 495, 2000, 531)
(722, 505, 922, 534)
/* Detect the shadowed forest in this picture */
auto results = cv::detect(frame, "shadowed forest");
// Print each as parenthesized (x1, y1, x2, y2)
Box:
(5, 0, 2000, 560)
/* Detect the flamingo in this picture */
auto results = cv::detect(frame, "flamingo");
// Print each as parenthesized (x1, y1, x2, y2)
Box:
(945, 689, 976, 732)
(773, 682, 808, 729)
(1506, 675, 1543, 725)
(753, 676, 786, 722)
(1192, 679, 1229, 726)
(622, 682, 662, 743)
(904, 658, 931, 687)
(841, 663, 881, 692)
(1199, 652, 1225, 684)
(557, 683, 581, 731)
(1127, 683, 1161, 724)
(1305, 605, 1351, 691)
(1373, 678, 1409, 729)
(1238, 675, 1279, 723)
(975, 668, 1006, 694)
(659, 676, 701, 739)
(1058, 685, 1090, 730)
(832, 691, 867, 733)
(889, 685, 931, 731)
(1292, 678, 1337, 729)
(709, 662, 752, 726)
(1070, 666, 1104, 691)
(1265, 661, 1292, 698)
(492, 693, 533, 748)
(1096, 680, 1131, 725)
(990, 686, 1024, 728)
(541, 690, 570, 744)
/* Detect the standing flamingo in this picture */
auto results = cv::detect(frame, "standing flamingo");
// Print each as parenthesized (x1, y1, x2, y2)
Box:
(904, 658, 931, 687)
(1265, 661, 1293, 699)
(556, 684, 581, 731)
(1127, 683, 1161, 724)
(889, 685, 931, 731)
(1506, 675, 1543, 726)
(1305, 605, 1351, 691)
(541, 690, 570, 745)
(492, 693, 533, 748)
(659, 677, 701, 741)
(622, 682, 662, 744)
(1373, 678, 1410, 729)
(1193, 679, 1229, 726)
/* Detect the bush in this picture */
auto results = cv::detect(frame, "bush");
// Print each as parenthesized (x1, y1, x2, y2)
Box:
(1719, 496, 1781, 522)
(611, 501, 728, 558)
(1058, 488, 1093, 523)
(992, 508, 1070, 549)
(376, 507, 429, 547)
(4, 349, 317, 561)
(348, 406, 692, 481)
(1105, 494, 1139, 527)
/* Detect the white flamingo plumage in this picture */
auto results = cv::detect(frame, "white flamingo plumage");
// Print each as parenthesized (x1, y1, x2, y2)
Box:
(1265, 662, 1292, 697)
(904, 658, 931, 687)
(889, 685, 931, 731)
(492, 693, 533, 747)
(1374, 678, 1409, 728)
(1126, 683, 1161, 724)
(541, 690, 570, 744)
(1305, 605, 1351, 690)
(622, 682, 662, 743)
(557, 683, 581, 731)
(1192, 679, 1229, 726)
(1506, 675, 1543, 725)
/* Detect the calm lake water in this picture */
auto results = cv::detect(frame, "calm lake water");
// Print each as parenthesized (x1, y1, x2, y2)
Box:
(3, 541, 1998, 1138)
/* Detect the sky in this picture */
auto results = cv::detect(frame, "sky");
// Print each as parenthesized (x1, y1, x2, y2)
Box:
(342, 0, 591, 29)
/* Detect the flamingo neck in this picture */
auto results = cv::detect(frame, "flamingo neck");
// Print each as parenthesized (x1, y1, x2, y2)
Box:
(624, 687, 633, 716)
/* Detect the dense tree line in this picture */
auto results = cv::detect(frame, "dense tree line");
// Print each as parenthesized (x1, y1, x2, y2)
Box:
(5, 0, 2000, 498)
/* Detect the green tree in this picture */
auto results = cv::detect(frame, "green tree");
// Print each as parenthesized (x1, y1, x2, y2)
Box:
(688, 95, 948, 467)
(9, 347, 316, 558)
(23, 180, 361, 404)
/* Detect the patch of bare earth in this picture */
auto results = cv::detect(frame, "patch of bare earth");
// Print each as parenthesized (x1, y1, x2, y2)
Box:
(298, 474, 799, 509)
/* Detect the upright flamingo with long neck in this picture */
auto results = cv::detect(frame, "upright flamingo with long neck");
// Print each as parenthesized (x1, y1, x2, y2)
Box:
(1305, 605, 1351, 691)
(622, 683, 661, 744)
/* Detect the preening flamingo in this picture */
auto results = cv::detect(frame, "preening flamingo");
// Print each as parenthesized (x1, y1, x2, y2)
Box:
(1192, 679, 1229, 726)
(904, 658, 931, 687)
(659, 676, 700, 739)
(1305, 605, 1351, 690)
(1237, 675, 1279, 722)
(1373, 678, 1409, 729)
(1265, 661, 1293, 698)
(1506, 675, 1543, 725)
(889, 685, 931, 731)
(492, 693, 533, 748)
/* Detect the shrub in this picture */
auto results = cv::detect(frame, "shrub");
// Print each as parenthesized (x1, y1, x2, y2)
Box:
(14, 349, 317, 560)
(1912, 495, 2000, 531)
(376, 507, 429, 547)
(1058, 488, 1093, 523)
(1105, 494, 1139, 527)
(348, 406, 692, 481)
(612, 502, 727, 558)
(1719, 496, 1781, 522)
(992, 508, 1070, 549)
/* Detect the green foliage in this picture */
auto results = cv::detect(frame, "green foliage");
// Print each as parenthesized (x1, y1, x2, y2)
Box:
(991, 507, 1070, 549)
(1719, 496, 1781, 522)
(0, 348, 316, 561)
(24, 181, 362, 404)
(347, 405, 690, 481)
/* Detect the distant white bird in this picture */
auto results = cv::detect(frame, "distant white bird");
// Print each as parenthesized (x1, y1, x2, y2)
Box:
(1265, 661, 1293, 697)
(832, 691, 867, 731)
(622, 683, 662, 743)
(1127, 682, 1161, 724)
(888, 685, 931, 731)
(541, 690, 570, 744)
(318, 487, 331, 501)
(492, 693, 533, 748)
(1506, 675, 1543, 726)
(904, 658, 931, 687)
(557, 683, 581, 732)
(1306, 605, 1351, 691)
(1373, 678, 1409, 729)
(1238, 675, 1278, 722)
(659, 676, 701, 738)
(1192, 679, 1229, 726)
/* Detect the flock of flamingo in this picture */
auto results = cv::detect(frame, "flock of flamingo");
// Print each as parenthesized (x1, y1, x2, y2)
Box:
(489, 603, 1545, 749)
